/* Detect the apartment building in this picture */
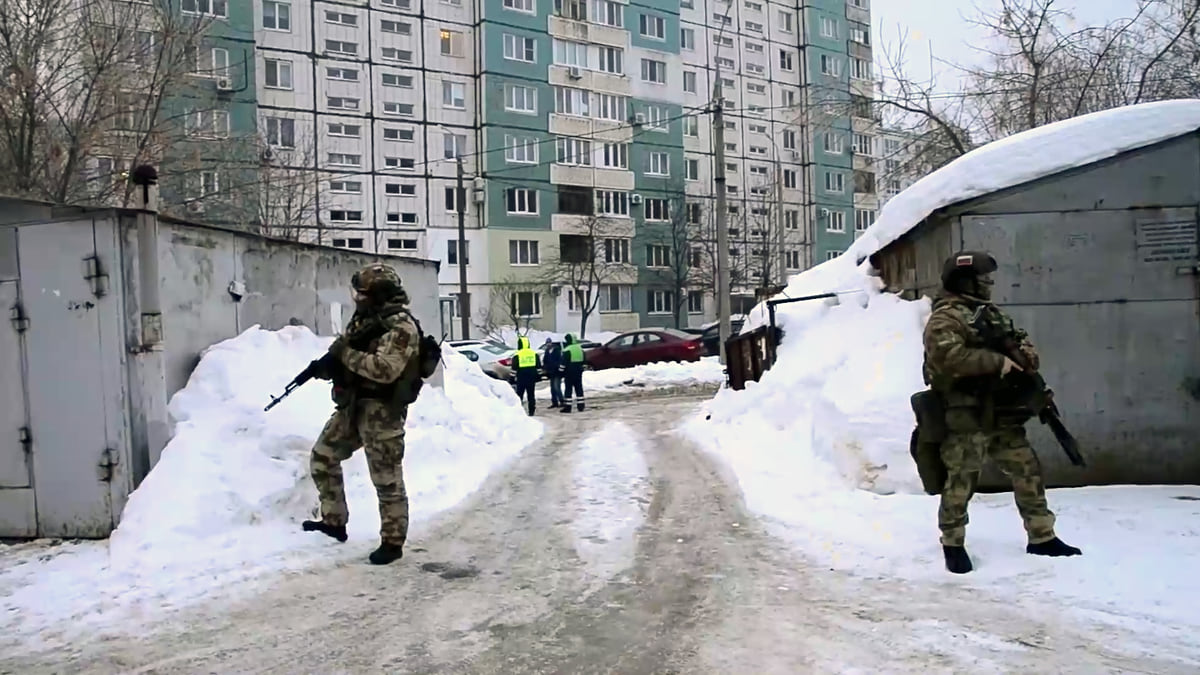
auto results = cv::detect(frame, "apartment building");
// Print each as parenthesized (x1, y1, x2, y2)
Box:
(242, 0, 874, 334)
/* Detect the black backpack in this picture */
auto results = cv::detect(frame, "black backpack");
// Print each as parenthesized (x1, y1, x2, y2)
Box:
(390, 310, 443, 407)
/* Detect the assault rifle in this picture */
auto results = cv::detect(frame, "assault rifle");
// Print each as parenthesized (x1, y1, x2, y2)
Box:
(973, 313, 1086, 468)
(264, 353, 338, 412)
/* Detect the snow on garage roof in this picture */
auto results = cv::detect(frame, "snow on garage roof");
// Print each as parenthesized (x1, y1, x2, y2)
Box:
(846, 98, 1200, 265)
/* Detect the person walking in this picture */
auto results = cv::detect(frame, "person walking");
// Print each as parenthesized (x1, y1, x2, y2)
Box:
(512, 335, 540, 415)
(543, 338, 564, 409)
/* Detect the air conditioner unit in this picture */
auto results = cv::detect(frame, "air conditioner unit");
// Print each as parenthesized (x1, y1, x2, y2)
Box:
(567, 66, 582, 79)
(472, 176, 486, 190)
(819, 207, 830, 218)
(633, 112, 646, 125)
(472, 188, 485, 204)
(261, 148, 275, 163)
(630, 193, 644, 205)
(216, 77, 233, 91)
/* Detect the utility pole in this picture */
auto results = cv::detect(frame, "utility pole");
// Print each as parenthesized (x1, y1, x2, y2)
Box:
(456, 155, 470, 341)
(713, 79, 731, 364)
(775, 150, 786, 287)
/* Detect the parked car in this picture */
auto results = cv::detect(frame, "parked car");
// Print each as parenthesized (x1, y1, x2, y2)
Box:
(584, 329, 704, 371)
(698, 319, 745, 357)
(452, 342, 515, 380)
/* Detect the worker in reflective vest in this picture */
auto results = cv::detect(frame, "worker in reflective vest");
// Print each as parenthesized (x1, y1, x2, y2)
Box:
(560, 333, 586, 413)
(513, 335, 540, 416)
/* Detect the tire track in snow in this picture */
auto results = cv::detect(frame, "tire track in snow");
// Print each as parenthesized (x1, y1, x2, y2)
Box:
(568, 421, 652, 586)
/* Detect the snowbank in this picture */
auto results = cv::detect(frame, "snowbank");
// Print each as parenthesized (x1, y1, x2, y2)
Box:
(0, 325, 542, 646)
(583, 356, 726, 394)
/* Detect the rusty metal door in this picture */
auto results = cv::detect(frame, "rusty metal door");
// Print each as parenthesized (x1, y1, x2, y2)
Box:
(0, 226, 36, 536)
(18, 220, 124, 537)
(960, 207, 1200, 486)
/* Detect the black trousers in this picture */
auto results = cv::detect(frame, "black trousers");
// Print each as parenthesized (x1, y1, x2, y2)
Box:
(562, 370, 584, 409)
(515, 379, 536, 414)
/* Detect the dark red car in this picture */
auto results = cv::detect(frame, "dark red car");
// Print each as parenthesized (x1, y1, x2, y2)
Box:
(584, 329, 705, 371)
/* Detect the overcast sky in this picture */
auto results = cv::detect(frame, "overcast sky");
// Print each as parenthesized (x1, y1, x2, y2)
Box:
(870, 0, 1140, 90)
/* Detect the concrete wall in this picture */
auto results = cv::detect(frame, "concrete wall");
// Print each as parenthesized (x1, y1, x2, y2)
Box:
(870, 134, 1200, 488)
(150, 218, 441, 398)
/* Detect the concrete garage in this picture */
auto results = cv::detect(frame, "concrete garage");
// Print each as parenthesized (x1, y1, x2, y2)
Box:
(868, 129, 1200, 488)
(0, 198, 439, 538)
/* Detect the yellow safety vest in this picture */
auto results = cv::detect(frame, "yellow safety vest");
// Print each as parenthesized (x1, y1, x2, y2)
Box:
(516, 349, 537, 368)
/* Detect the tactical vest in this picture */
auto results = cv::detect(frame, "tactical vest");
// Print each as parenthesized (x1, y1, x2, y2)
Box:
(332, 302, 418, 410)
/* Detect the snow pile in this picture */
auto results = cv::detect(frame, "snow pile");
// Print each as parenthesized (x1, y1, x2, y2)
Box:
(0, 325, 542, 646)
(569, 422, 651, 587)
(488, 326, 619, 349)
(584, 356, 726, 394)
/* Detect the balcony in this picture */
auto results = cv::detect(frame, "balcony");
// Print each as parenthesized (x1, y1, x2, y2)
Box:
(548, 16, 626, 49)
(548, 65, 630, 96)
(550, 163, 635, 190)
(548, 114, 630, 142)
(550, 213, 636, 239)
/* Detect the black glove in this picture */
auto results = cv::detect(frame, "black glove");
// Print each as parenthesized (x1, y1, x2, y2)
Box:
(306, 357, 331, 381)
(328, 335, 348, 359)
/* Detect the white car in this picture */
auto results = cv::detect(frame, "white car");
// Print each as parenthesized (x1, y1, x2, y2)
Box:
(452, 342, 515, 380)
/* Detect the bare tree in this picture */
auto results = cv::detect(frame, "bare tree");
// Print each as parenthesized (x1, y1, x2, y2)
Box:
(538, 214, 631, 337)
(480, 276, 545, 339)
(254, 137, 324, 241)
(0, 0, 223, 207)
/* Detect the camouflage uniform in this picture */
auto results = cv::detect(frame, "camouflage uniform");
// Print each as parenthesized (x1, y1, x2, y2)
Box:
(306, 264, 420, 563)
(923, 294, 1057, 548)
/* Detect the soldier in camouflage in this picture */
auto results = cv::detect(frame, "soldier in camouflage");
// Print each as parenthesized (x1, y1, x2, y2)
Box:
(922, 251, 1082, 574)
(301, 263, 421, 565)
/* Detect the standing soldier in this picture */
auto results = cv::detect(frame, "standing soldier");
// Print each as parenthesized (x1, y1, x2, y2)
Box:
(542, 337, 564, 409)
(301, 263, 421, 566)
(922, 251, 1082, 574)
(560, 333, 586, 413)
(512, 336, 540, 415)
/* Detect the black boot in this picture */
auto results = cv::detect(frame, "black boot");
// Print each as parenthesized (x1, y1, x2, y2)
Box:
(560, 404, 572, 413)
(1026, 537, 1082, 557)
(369, 542, 404, 565)
(302, 520, 347, 542)
(576, 402, 584, 411)
(943, 545, 973, 574)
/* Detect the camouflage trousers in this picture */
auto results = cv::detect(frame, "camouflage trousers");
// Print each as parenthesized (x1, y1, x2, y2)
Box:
(938, 423, 1056, 547)
(309, 399, 409, 546)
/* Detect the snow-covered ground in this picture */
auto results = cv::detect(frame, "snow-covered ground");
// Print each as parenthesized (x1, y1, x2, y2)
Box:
(686, 100, 1200, 647)
(0, 325, 542, 648)
(568, 422, 651, 587)
(582, 357, 725, 395)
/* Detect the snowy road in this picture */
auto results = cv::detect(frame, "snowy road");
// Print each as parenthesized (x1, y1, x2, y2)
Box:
(6, 394, 1196, 674)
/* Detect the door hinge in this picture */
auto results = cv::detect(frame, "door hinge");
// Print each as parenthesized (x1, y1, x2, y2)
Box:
(18, 426, 31, 452)
(84, 254, 110, 298)
(9, 302, 28, 333)
(97, 447, 119, 482)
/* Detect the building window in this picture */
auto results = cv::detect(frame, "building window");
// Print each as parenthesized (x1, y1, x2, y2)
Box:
(325, 10, 356, 26)
(188, 109, 229, 138)
(264, 117, 294, 148)
(510, 292, 541, 318)
(779, 9, 794, 31)
(382, 73, 414, 88)
(387, 238, 418, 252)
(505, 188, 538, 214)
(824, 133, 844, 154)
(503, 0, 535, 11)
(596, 190, 628, 216)
(687, 291, 703, 314)
(263, 1, 290, 30)
(855, 209, 876, 232)
(327, 122, 360, 137)
(821, 54, 841, 77)
(444, 186, 466, 212)
(383, 102, 415, 116)
(852, 57, 872, 81)
(639, 13, 665, 39)
(380, 19, 411, 34)
(597, 46, 623, 74)
(821, 16, 838, 38)
(779, 50, 794, 71)
(509, 240, 540, 265)
(504, 33, 536, 62)
(600, 142, 628, 169)
(331, 238, 365, 250)
(680, 27, 694, 49)
(595, 93, 627, 121)
(785, 210, 799, 230)
(328, 153, 361, 167)
(827, 210, 846, 232)
(554, 0, 587, 20)
(595, 0, 623, 26)
(785, 250, 801, 269)
(604, 238, 630, 263)
(647, 289, 675, 314)
(552, 38, 589, 68)
(554, 86, 590, 116)
(444, 133, 466, 159)
(645, 244, 670, 267)
(599, 284, 632, 312)
(505, 135, 539, 163)
(683, 71, 697, 93)
(182, 0, 226, 18)
(264, 58, 292, 89)
(381, 48, 414, 63)
(440, 29, 464, 57)
(329, 210, 363, 222)
(326, 67, 358, 82)
(325, 40, 357, 56)
(640, 59, 666, 84)
(383, 127, 415, 141)
(646, 152, 669, 176)
(442, 81, 466, 108)
(686, 158, 699, 180)
(643, 198, 669, 222)
(447, 240, 469, 265)
(505, 84, 537, 113)
(825, 250, 842, 261)
(555, 137, 592, 165)
(329, 180, 362, 194)
(854, 170, 876, 194)
(851, 26, 870, 45)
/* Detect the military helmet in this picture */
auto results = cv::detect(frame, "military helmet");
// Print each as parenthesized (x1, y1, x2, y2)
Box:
(351, 263, 403, 300)
(940, 251, 997, 286)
